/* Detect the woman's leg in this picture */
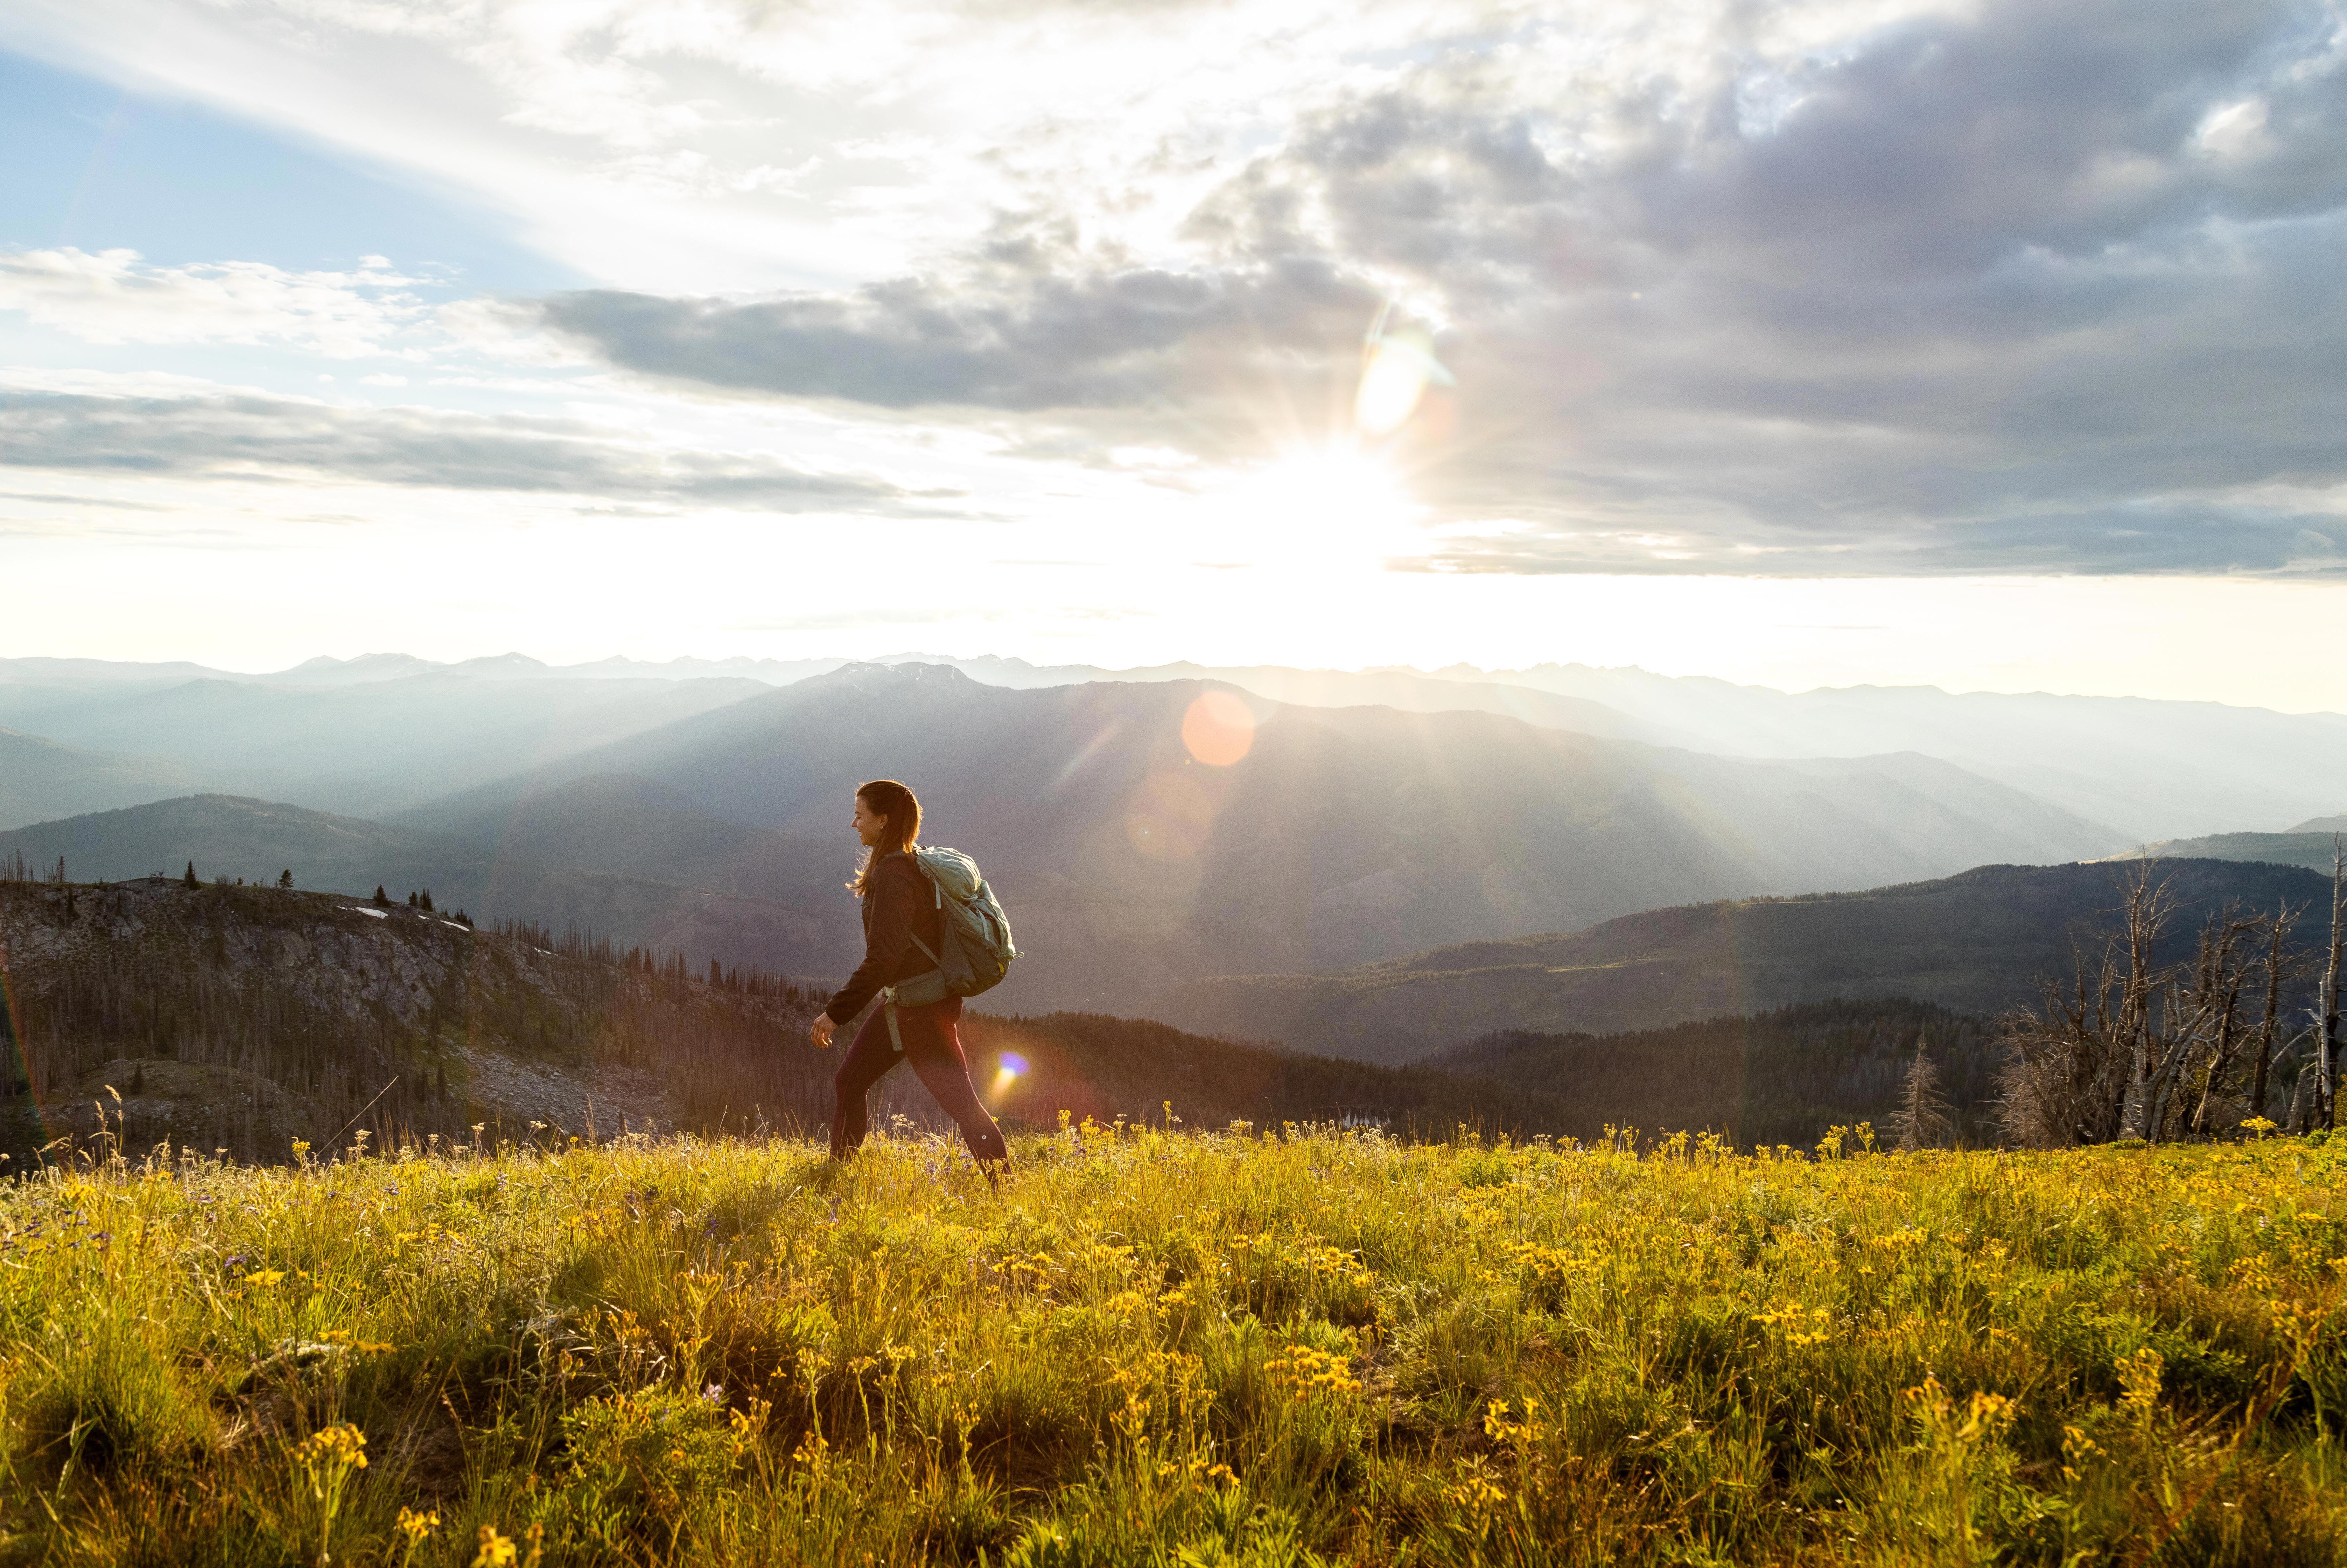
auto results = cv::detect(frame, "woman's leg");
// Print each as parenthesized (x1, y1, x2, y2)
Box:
(897, 998, 1009, 1163)
(830, 1008, 902, 1159)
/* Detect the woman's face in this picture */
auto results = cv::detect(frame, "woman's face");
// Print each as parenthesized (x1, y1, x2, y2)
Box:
(852, 793, 889, 848)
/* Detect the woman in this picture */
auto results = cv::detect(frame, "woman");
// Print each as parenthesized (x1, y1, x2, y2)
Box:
(808, 779, 1009, 1169)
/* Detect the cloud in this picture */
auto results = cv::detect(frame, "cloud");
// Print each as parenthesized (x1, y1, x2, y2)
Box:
(0, 248, 435, 358)
(538, 240, 1374, 415)
(0, 384, 932, 512)
(518, 0, 2347, 575)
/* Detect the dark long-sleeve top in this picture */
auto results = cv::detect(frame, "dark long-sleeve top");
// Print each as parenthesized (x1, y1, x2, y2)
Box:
(825, 854, 945, 1023)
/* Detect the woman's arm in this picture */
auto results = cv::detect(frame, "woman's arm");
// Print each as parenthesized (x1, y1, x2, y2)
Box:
(818, 858, 918, 1031)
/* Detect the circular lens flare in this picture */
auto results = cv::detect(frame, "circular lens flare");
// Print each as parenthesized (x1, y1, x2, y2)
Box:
(1182, 691, 1255, 767)
(990, 1051, 1028, 1100)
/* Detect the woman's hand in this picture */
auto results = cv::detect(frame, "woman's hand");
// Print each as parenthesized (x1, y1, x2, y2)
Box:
(810, 1013, 838, 1049)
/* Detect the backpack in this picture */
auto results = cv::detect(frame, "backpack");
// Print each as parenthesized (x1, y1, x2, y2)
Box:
(882, 847, 1018, 1012)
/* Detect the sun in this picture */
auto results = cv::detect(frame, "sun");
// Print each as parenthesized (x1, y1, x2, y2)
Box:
(1214, 444, 1424, 572)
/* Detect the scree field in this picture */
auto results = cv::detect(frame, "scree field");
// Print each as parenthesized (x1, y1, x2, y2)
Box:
(4, 1122, 2345, 1566)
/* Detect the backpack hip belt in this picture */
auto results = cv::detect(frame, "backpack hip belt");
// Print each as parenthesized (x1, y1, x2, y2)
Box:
(878, 931, 951, 1052)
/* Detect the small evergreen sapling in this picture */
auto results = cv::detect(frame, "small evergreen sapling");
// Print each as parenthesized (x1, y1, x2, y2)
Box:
(1890, 1037, 1956, 1152)
(182, 862, 199, 889)
(373, 886, 391, 907)
(278, 869, 294, 889)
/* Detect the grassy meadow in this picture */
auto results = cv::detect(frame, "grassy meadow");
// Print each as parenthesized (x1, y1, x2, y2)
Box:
(3, 1119, 2345, 1565)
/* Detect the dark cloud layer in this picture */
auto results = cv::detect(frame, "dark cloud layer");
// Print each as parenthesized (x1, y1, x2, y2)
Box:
(0, 389, 931, 512)
(542, 254, 1374, 413)
(535, 0, 2347, 575)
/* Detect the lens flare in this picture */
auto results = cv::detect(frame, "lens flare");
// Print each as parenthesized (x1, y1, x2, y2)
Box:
(989, 1050, 1028, 1100)
(1182, 691, 1255, 767)
(1354, 304, 1453, 438)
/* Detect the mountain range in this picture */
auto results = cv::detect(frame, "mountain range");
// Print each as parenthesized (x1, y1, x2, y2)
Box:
(11, 650, 2347, 842)
(3, 663, 2137, 1014)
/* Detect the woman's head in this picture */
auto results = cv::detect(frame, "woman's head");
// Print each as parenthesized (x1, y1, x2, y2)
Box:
(849, 779, 922, 895)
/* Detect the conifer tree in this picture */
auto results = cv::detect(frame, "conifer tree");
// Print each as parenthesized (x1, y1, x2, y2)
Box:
(183, 862, 199, 890)
(1890, 1037, 1956, 1152)
(373, 885, 390, 907)
(421, 890, 434, 913)
(407, 891, 418, 908)
(278, 869, 294, 889)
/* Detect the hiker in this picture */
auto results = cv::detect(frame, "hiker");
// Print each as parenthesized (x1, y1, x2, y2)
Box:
(808, 778, 1010, 1169)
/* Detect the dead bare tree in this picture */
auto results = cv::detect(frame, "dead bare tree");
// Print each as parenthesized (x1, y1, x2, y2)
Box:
(2246, 902, 2303, 1127)
(2147, 904, 2262, 1140)
(2003, 866, 2311, 1148)
(2114, 867, 2181, 1141)
(2319, 841, 2345, 1131)
(1998, 938, 2130, 1148)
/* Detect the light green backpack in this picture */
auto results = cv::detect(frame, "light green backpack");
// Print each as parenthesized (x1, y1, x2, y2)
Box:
(878, 847, 1020, 1045)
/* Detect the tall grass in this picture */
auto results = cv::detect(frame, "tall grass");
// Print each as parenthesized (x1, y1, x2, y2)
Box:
(2, 1119, 2343, 1564)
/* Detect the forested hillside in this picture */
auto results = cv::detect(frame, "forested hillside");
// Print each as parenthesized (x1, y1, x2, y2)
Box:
(1430, 1000, 2001, 1148)
(960, 1012, 1580, 1137)
(1150, 858, 2331, 1062)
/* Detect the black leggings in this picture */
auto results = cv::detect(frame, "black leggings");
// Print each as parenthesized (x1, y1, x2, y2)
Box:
(830, 995, 1008, 1163)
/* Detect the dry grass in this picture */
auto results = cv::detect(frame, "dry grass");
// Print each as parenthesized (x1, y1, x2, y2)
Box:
(2, 1117, 2344, 1565)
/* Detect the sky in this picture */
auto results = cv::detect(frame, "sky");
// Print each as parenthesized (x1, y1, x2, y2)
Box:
(1, 0, 2343, 705)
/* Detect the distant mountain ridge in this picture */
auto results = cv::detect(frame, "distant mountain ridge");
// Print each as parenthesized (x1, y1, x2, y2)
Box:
(12, 649, 2344, 842)
(1146, 858, 2331, 1064)
(0, 669, 771, 819)
(0, 728, 208, 832)
(2106, 829, 2347, 878)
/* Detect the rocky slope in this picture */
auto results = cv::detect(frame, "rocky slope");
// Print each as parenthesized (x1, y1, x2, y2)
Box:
(0, 875, 826, 1163)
